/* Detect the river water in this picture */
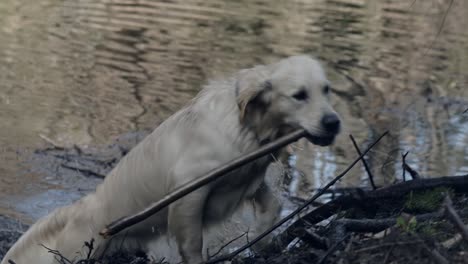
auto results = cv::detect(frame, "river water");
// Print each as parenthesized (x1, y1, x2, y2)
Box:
(0, 0, 467, 224)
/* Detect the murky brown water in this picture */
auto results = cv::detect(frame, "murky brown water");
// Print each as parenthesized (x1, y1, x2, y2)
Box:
(0, 0, 467, 222)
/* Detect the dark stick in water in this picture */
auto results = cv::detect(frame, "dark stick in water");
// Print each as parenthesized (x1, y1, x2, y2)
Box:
(349, 134, 377, 190)
(100, 129, 308, 238)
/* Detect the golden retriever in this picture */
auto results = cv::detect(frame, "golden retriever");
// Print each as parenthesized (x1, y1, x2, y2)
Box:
(1, 55, 341, 264)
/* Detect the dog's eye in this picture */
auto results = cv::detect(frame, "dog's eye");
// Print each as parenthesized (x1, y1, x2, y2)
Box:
(292, 89, 309, 101)
(323, 85, 330, 95)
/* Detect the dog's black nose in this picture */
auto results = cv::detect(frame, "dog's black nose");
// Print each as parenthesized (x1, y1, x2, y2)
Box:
(321, 113, 341, 133)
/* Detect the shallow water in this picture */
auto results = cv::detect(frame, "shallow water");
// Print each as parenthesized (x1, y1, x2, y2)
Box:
(0, 0, 467, 224)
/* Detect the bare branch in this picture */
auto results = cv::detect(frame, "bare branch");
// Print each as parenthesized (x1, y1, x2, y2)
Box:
(40, 244, 73, 264)
(208, 232, 248, 259)
(301, 229, 328, 250)
(423, 0, 454, 56)
(61, 164, 106, 179)
(411, 233, 449, 264)
(402, 151, 420, 180)
(444, 195, 468, 242)
(350, 134, 377, 189)
(317, 235, 350, 264)
(84, 238, 95, 260)
(354, 241, 423, 254)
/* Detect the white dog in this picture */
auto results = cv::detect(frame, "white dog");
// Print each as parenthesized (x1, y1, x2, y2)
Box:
(2, 55, 340, 264)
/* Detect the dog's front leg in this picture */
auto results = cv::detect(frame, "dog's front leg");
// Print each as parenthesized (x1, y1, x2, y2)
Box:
(167, 155, 224, 263)
(168, 187, 209, 264)
(250, 182, 281, 252)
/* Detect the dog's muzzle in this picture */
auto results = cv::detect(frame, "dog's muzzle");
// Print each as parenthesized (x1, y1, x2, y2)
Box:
(306, 113, 341, 146)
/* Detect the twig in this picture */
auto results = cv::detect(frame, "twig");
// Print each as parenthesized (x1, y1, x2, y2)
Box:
(441, 234, 462, 249)
(301, 229, 329, 250)
(402, 152, 407, 181)
(40, 244, 73, 264)
(39, 134, 65, 150)
(61, 164, 106, 179)
(424, 246, 449, 264)
(209, 232, 248, 259)
(349, 134, 376, 189)
(98, 235, 117, 261)
(317, 235, 350, 264)
(402, 151, 420, 180)
(206, 131, 389, 263)
(337, 235, 354, 264)
(84, 238, 95, 259)
(307, 187, 371, 195)
(382, 244, 396, 264)
(423, 248, 450, 264)
(422, 0, 454, 57)
(354, 241, 423, 254)
(100, 129, 309, 237)
(444, 195, 468, 242)
(411, 233, 449, 264)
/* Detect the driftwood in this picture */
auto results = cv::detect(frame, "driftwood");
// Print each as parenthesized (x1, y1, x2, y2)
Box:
(100, 129, 309, 237)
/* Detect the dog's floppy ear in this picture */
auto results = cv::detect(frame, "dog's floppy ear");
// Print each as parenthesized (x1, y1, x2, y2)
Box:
(236, 68, 272, 122)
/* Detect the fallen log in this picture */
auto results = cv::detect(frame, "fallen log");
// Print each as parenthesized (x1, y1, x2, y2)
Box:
(331, 211, 442, 233)
(276, 174, 468, 247)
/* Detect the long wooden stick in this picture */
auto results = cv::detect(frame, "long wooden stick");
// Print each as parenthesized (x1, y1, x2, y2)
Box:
(100, 129, 308, 237)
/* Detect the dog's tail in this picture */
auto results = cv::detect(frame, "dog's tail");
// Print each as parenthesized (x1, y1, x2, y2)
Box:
(1, 204, 73, 264)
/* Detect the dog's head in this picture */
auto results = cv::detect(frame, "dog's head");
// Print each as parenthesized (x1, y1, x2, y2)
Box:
(236, 55, 341, 146)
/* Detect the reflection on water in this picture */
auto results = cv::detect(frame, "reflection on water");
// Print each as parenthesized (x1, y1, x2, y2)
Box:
(0, 0, 467, 222)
